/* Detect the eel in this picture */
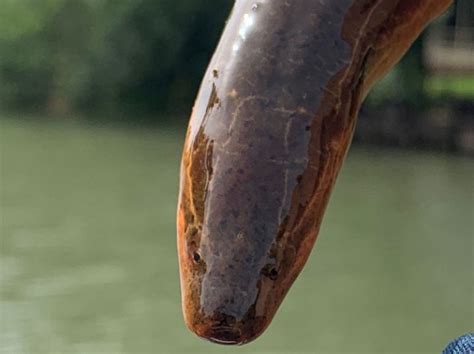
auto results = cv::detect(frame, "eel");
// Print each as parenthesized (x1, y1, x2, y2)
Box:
(177, 0, 453, 345)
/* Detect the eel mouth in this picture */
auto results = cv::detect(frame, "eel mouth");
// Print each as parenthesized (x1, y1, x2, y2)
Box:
(183, 305, 269, 346)
(205, 326, 243, 345)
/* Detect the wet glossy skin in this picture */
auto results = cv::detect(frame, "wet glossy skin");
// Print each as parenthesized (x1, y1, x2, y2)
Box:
(177, 0, 452, 345)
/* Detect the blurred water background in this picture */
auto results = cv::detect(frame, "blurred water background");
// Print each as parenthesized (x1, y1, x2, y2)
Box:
(1, 0, 473, 353)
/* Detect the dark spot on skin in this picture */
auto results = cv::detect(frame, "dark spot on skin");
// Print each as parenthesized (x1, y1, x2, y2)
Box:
(213, 69, 219, 78)
(206, 84, 220, 115)
(305, 125, 311, 131)
(269, 268, 278, 280)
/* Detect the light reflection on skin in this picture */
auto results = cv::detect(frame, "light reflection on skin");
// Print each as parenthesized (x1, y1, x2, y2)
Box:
(233, 0, 267, 54)
(239, 13, 255, 41)
(186, 4, 262, 146)
(232, 13, 255, 54)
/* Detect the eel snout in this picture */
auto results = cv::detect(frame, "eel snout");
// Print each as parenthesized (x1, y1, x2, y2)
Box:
(177, 0, 452, 345)
(187, 310, 262, 345)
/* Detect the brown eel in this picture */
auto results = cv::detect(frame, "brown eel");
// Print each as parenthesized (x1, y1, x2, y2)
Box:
(177, 0, 452, 345)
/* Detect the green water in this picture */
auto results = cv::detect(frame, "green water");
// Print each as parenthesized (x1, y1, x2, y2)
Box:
(1, 118, 473, 354)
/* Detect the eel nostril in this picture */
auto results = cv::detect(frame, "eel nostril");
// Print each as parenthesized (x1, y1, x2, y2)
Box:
(214, 311, 236, 327)
(261, 264, 278, 280)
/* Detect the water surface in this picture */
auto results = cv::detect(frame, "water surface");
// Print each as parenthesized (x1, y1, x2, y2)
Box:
(1, 118, 472, 353)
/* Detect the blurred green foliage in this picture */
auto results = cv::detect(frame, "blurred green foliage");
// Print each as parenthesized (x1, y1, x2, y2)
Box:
(0, 0, 471, 120)
(0, 0, 232, 115)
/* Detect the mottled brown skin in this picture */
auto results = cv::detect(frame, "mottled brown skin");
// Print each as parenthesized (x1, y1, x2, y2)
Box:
(177, 0, 452, 345)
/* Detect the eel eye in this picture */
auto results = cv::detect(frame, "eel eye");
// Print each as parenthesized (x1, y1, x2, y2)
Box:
(193, 251, 201, 263)
(269, 268, 278, 280)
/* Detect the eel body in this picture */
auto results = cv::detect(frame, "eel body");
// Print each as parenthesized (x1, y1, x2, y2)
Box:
(177, 0, 452, 345)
